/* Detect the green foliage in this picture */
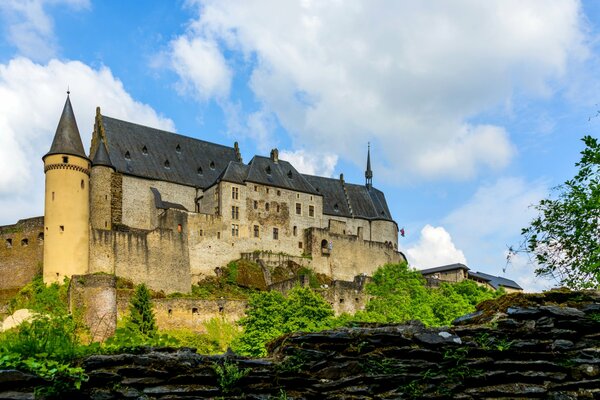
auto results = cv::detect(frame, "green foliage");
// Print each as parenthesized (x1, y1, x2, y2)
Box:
(519, 135, 600, 289)
(8, 275, 69, 316)
(212, 359, 250, 394)
(165, 318, 240, 354)
(233, 287, 334, 357)
(127, 283, 157, 336)
(356, 263, 501, 326)
(0, 353, 88, 396)
(0, 314, 79, 361)
(227, 261, 239, 284)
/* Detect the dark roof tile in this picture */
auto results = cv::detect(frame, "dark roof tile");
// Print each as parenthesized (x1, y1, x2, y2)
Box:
(45, 95, 87, 160)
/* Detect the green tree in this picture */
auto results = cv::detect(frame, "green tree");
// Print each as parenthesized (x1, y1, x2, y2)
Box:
(233, 287, 334, 357)
(126, 283, 157, 337)
(520, 135, 600, 289)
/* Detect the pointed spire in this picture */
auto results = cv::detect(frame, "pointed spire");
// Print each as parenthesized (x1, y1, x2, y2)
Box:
(92, 139, 114, 169)
(365, 142, 373, 189)
(44, 93, 88, 160)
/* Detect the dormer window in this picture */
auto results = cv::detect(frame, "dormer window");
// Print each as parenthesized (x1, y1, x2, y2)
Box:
(210, 161, 215, 170)
(164, 159, 170, 169)
(197, 167, 203, 175)
(265, 166, 272, 175)
(287, 170, 293, 179)
(142, 146, 148, 155)
(124, 151, 131, 160)
(334, 203, 339, 212)
(176, 144, 181, 153)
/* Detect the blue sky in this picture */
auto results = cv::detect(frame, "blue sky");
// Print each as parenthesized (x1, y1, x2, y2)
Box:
(1, 0, 598, 291)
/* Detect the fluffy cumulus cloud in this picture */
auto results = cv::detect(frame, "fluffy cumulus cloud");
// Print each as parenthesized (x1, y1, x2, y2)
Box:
(0, 0, 90, 61)
(405, 225, 467, 269)
(0, 57, 174, 225)
(442, 177, 550, 291)
(278, 149, 337, 177)
(168, 0, 586, 181)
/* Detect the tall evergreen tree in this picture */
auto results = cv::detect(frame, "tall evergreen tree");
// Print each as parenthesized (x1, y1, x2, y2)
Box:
(127, 284, 157, 337)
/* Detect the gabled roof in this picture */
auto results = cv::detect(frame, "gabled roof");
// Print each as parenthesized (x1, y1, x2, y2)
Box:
(246, 156, 319, 195)
(302, 175, 351, 217)
(469, 271, 523, 290)
(218, 161, 250, 184)
(45, 95, 87, 160)
(419, 263, 470, 275)
(301, 174, 394, 222)
(99, 115, 238, 188)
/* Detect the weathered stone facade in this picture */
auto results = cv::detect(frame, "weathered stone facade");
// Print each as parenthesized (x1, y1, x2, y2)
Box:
(0, 97, 405, 297)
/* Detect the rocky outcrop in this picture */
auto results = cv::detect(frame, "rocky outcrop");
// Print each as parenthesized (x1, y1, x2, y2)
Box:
(1, 290, 599, 399)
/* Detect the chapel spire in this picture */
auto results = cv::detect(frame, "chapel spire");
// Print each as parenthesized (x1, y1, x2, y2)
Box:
(365, 142, 373, 190)
(44, 93, 88, 160)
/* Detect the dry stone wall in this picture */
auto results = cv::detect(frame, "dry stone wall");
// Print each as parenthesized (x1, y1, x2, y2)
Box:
(3, 290, 597, 399)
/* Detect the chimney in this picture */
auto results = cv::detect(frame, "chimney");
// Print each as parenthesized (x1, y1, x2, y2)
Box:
(270, 148, 279, 163)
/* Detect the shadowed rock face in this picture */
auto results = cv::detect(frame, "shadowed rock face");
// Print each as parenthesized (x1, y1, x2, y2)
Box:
(1, 289, 599, 399)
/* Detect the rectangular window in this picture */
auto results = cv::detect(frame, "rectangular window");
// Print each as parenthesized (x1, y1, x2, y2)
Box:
(298, 241, 303, 249)
(254, 185, 258, 191)
(293, 226, 297, 236)
(266, 188, 270, 194)
(296, 203, 301, 215)
(309, 205, 314, 217)
(277, 190, 281, 196)
(273, 227, 279, 240)
(199, 229, 203, 236)
(231, 224, 239, 237)
(253, 200, 258, 210)
(232, 187, 239, 199)
(265, 203, 270, 211)
(217, 232, 221, 239)
(231, 206, 239, 219)
(253, 225, 259, 238)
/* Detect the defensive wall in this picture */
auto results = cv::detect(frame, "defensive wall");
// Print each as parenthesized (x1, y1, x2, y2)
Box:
(2, 290, 598, 399)
(0, 217, 44, 298)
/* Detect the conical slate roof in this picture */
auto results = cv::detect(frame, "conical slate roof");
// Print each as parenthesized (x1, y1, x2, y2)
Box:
(92, 140, 114, 169)
(44, 95, 87, 160)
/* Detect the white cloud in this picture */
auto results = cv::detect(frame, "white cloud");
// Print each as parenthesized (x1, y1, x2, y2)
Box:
(0, 57, 174, 225)
(442, 177, 549, 291)
(278, 149, 337, 177)
(168, 0, 586, 181)
(0, 0, 90, 61)
(405, 225, 467, 269)
(169, 36, 232, 100)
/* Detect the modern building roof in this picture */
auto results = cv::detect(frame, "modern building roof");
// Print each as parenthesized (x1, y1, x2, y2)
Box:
(469, 271, 523, 290)
(99, 115, 238, 189)
(419, 263, 470, 275)
(45, 95, 87, 160)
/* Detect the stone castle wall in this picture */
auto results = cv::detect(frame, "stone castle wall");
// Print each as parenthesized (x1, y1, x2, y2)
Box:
(69, 274, 117, 342)
(0, 217, 44, 294)
(307, 227, 405, 280)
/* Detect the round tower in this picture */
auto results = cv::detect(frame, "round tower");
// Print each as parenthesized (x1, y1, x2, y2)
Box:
(43, 94, 90, 283)
(90, 139, 115, 230)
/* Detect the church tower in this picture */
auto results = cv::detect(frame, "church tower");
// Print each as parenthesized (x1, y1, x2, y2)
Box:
(42, 93, 90, 283)
(90, 137, 114, 230)
(365, 143, 373, 190)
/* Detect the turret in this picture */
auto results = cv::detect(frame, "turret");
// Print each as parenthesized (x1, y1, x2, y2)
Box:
(42, 93, 90, 283)
(90, 139, 114, 230)
(365, 143, 373, 190)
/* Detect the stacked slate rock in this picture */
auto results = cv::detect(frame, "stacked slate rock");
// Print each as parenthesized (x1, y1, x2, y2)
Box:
(0, 289, 599, 399)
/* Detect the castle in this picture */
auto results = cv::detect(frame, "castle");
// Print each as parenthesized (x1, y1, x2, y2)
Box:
(1, 94, 405, 295)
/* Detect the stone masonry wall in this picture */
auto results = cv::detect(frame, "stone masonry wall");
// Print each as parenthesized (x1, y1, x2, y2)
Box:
(307, 227, 405, 280)
(2, 290, 598, 399)
(0, 217, 44, 294)
(69, 274, 117, 342)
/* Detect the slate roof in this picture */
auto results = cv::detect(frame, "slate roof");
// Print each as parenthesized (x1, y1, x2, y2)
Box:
(45, 95, 88, 160)
(419, 263, 470, 275)
(469, 271, 523, 290)
(245, 156, 319, 195)
(92, 140, 114, 169)
(99, 115, 238, 188)
(218, 161, 249, 184)
(302, 175, 394, 222)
